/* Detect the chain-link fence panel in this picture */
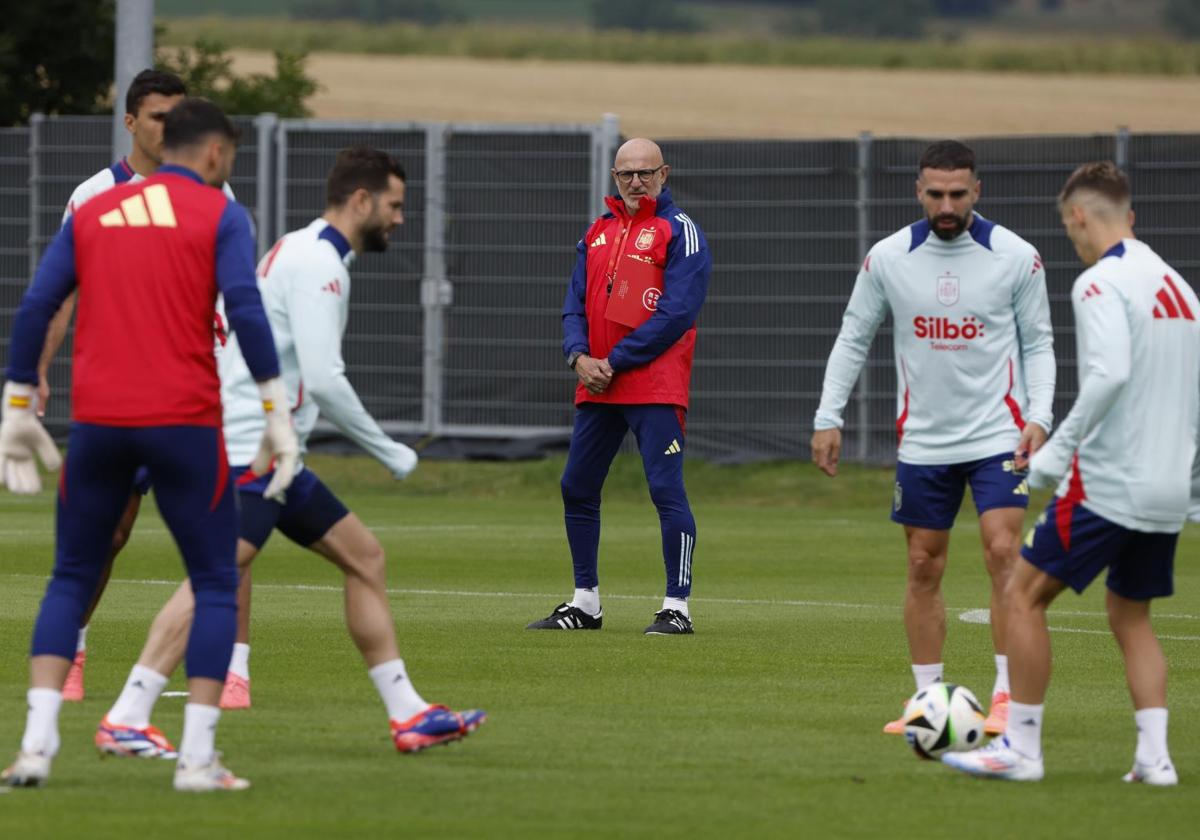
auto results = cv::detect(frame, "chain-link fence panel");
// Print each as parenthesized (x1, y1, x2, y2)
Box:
(276, 122, 428, 428)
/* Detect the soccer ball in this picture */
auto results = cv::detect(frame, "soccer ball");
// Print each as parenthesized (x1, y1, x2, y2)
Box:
(902, 682, 986, 760)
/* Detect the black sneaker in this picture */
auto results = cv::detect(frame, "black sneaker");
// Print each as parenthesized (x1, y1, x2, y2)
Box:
(526, 602, 603, 630)
(644, 609, 693, 635)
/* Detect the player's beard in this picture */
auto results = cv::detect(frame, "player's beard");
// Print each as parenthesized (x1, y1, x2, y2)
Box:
(930, 211, 969, 240)
(361, 221, 390, 253)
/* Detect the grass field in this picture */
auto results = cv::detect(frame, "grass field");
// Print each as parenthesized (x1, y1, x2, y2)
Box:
(1, 455, 1198, 838)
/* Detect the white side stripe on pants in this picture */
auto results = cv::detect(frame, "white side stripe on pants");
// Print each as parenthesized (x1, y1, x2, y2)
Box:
(678, 532, 694, 588)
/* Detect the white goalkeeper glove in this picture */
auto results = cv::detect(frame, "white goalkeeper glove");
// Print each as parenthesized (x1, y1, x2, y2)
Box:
(0, 381, 62, 494)
(250, 377, 299, 503)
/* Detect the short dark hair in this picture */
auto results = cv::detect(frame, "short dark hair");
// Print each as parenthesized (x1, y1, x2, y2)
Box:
(125, 69, 187, 117)
(1059, 161, 1130, 208)
(162, 98, 239, 151)
(326, 146, 407, 207)
(919, 140, 976, 174)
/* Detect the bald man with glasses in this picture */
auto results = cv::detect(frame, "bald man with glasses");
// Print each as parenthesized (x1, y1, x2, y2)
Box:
(527, 138, 712, 636)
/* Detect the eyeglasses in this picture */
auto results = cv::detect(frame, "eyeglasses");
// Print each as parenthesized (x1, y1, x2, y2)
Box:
(613, 165, 664, 184)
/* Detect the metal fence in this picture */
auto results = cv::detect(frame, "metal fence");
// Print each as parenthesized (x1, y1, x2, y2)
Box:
(2, 117, 1198, 463)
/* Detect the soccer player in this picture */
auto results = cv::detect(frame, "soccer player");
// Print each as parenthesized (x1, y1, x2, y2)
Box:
(811, 140, 1055, 735)
(943, 162, 1199, 784)
(40, 69, 244, 704)
(94, 146, 486, 759)
(1, 99, 298, 791)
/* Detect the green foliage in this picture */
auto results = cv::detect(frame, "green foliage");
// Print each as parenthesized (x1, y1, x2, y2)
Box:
(817, 0, 935, 39)
(293, 0, 465, 23)
(159, 17, 1200, 75)
(1166, 0, 1200, 37)
(591, 0, 703, 32)
(0, 0, 115, 126)
(156, 40, 320, 117)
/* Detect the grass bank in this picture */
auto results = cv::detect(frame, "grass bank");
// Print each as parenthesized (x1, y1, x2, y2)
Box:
(159, 16, 1200, 75)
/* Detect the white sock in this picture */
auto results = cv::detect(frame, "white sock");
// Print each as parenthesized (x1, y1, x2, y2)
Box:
(1004, 700, 1044, 759)
(911, 662, 944, 690)
(992, 654, 1010, 696)
(227, 643, 251, 681)
(76, 624, 88, 654)
(368, 659, 428, 723)
(179, 703, 221, 768)
(1134, 707, 1169, 765)
(662, 596, 689, 617)
(569, 587, 600, 616)
(107, 665, 169, 728)
(20, 688, 63, 757)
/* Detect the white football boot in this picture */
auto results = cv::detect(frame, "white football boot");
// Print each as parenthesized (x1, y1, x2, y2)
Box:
(1123, 757, 1178, 786)
(1, 751, 51, 788)
(941, 736, 1045, 781)
(173, 755, 249, 792)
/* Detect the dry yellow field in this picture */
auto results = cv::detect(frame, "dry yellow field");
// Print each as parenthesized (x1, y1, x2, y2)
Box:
(230, 49, 1200, 137)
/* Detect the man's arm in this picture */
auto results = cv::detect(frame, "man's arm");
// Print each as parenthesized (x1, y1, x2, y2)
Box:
(810, 256, 889, 476)
(35, 291, 76, 416)
(215, 202, 279, 382)
(6, 220, 79, 386)
(1012, 249, 1056, 461)
(607, 214, 711, 371)
(288, 263, 417, 479)
(1028, 278, 1130, 487)
(562, 233, 590, 358)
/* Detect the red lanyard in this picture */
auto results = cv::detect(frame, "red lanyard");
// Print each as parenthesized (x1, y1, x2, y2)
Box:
(605, 220, 633, 294)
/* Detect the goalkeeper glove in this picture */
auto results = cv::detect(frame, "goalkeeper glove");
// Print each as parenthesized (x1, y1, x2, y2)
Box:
(391, 443, 418, 480)
(0, 381, 62, 494)
(250, 377, 299, 503)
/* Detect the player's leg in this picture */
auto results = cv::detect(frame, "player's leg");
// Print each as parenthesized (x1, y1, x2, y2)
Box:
(4, 424, 135, 787)
(1105, 530, 1178, 785)
(627, 405, 695, 635)
(97, 538, 260, 758)
(138, 426, 245, 791)
(941, 555, 1060, 781)
(977, 508, 1023, 729)
(64, 481, 145, 702)
(275, 474, 484, 752)
(528, 404, 626, 629)
(968, 452, 1032, 733)
(220, 564, 253, 709)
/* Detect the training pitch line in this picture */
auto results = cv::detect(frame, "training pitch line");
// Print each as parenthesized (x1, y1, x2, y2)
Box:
(3, 573, 1198, 642)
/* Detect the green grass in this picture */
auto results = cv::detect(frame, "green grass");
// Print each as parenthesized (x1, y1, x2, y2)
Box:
(158, 16, 1200, 75)
(1, 455, 1198, 838)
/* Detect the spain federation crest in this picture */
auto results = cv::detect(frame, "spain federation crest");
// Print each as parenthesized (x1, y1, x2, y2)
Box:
(642, 287, 662, 311)
(936, 273, 960, 306)
(635, 227, 657, 251)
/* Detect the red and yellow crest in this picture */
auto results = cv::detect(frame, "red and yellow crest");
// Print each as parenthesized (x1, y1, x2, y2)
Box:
(634, 227, 657, 251)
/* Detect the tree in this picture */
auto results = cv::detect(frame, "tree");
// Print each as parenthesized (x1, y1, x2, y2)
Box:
(817, 0, 934, 39)
(0, 0, 115, 126)
(157, 41, 320, 118)
(1165, 0, 1200, 38)
(591, 0, 703, 33)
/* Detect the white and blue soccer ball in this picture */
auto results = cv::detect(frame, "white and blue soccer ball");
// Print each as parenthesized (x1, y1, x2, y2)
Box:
(902, 682, 986, 760)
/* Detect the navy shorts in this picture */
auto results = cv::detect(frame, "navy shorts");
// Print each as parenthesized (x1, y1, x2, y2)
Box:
(232, 466, 350, 550)
(892, 452, 1029, 530)
(1021, 497, 1176, 600)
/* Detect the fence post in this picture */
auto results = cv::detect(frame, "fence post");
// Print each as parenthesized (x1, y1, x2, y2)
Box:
(590, 113, 620, 219)
(274, 121, 289, 243)
(1114, 125, 1130, 182)
(27, 113, 44, 278)
(253, 113, 277, 257)
(855, 131, 873, 462)
(421, 123, 450, 436)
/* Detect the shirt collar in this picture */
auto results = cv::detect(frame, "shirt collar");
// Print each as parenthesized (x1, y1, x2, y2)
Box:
(156, 164, 205, 185)
(318, 222, 355, 265)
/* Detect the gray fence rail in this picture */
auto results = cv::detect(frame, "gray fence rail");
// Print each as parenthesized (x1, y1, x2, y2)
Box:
(1, 117, 1197, 462)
